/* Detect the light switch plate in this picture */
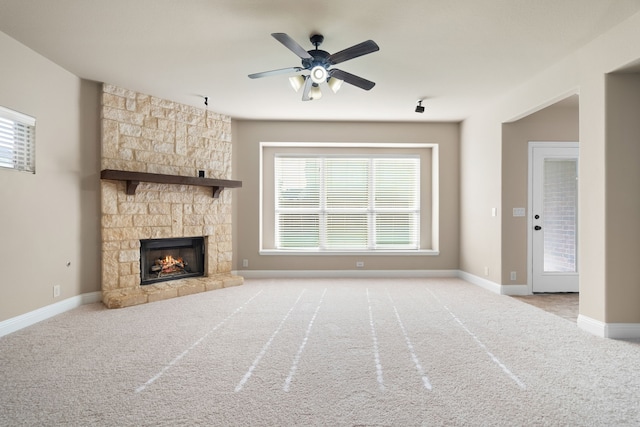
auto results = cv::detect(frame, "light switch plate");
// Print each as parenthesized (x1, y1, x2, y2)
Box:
(513, 208, 525, 217)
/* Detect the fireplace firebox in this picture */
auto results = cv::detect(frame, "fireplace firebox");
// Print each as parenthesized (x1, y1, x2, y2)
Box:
(140, 237, 205, 285)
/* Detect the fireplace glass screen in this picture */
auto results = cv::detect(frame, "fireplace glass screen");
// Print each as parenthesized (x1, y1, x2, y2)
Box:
(140, 237, 205, 285)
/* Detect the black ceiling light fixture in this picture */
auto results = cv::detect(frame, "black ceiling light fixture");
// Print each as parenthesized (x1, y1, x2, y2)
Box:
(248, 33, 380, 101)
(415, 99, 425, 113)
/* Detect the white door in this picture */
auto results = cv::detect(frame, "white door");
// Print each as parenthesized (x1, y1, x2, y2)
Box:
(530, 143, 579, 293)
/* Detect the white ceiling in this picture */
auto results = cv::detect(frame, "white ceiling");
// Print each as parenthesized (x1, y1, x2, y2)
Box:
(1, 0, 639, 122)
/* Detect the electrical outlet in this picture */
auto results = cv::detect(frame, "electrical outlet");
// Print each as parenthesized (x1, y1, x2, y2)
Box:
(484, 266, 489, 276)
(510, 271, 517, 281)
(356, 261, 364, 268)
(53, 285, 61, 298)
(242, 259, 249, 268)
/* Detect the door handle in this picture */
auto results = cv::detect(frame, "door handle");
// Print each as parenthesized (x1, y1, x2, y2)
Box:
(534, 225, 542, 230)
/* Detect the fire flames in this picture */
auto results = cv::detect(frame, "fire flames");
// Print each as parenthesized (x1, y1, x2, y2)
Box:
(151, 255, 187, 276)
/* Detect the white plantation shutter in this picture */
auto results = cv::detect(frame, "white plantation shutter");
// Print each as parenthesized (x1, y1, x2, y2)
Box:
(0, 106, 36, 173)
(275, 155, 420, 250)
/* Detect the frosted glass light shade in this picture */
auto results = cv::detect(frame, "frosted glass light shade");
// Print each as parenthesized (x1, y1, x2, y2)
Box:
(309, 84, 322, 100)
(289, 75, 306, 92)
(327, 77, 344, 93)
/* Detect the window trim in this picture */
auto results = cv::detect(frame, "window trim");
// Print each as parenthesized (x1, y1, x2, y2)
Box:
(260, 142, 439, 256)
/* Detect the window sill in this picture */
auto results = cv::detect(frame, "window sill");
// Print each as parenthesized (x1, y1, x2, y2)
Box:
(259, 249, 439, 256)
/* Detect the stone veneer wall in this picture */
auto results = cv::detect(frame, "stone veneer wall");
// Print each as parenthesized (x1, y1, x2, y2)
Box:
(100, 84, 242, 308)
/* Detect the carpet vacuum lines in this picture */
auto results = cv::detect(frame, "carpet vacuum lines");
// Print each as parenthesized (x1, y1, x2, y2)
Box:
(386, 289, 433, 390)
(135, 289, 264, 393)
(426, 287, 527, 390)
(283, 288, 327, 392)
(366, 288, 386, 392)
(235, 289, 306, 392)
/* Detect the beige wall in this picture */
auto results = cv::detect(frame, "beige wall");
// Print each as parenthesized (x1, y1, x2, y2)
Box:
(460, 114, 503, 282)
(0, 31, 101, 321)
(233, 120, 459, 272)
(501, 103, 579, 286)
(605, 72, 640, 323)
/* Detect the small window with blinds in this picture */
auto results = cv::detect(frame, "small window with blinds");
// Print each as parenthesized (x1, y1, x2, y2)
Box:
(275, 155, 420, 251)
(0, 106, 36, 173)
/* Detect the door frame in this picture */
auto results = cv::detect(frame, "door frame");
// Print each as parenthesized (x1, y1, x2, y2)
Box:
(527, 141, 579, 294)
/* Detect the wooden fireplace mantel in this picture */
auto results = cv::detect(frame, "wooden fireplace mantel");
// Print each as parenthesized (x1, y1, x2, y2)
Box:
(100, 169, 242, 198)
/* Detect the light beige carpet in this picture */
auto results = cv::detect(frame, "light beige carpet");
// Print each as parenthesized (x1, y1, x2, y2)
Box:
(1, 278, 639, 426)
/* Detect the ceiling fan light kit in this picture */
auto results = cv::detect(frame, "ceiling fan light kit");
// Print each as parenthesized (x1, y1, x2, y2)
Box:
(249, 32, 379, 101)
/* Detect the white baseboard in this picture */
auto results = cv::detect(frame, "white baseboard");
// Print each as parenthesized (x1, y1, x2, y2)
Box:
(0, 291, 102, 338)
(238, 270, 639, 339)
(235, 269, 531, 295)
(578, 314, 640, 339)
(577, 315, 604, 337)
(237, 269, 459, 279)
(456, 270, 529, 295)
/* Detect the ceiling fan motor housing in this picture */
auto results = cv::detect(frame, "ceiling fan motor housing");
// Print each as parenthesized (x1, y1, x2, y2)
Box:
(303, 34, 332, 76)
(302, 49, 331, 69)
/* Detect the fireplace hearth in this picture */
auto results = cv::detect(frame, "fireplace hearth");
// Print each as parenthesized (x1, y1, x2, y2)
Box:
(140, 237, 205, 285)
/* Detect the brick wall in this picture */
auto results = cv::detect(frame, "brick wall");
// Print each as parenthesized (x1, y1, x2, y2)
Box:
(543, 159, 577, 272)
(100, 84, 242, 308)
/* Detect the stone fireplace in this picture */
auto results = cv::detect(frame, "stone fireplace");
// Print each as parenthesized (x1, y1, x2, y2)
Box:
(100, 84, 242, 308)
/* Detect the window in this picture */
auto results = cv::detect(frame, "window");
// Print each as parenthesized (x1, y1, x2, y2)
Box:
(261, 142, 438, 255)
(275, 155, 420, 250)
(0, 106, 36, 173)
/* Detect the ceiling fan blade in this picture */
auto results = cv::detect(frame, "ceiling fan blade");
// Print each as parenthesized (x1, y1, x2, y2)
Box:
(301, 76, 313, 101)
(248, 67, 303, 79)
(329, 69, 376, 91)
(328, 40, 379, 65)
(271, 33, 313, 60)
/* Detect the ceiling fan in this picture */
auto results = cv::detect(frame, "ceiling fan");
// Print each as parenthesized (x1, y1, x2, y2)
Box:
(248, 33, 380, 101)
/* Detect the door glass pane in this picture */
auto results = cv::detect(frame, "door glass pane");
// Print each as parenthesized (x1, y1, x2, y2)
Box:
(543, 159, 577, 272)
